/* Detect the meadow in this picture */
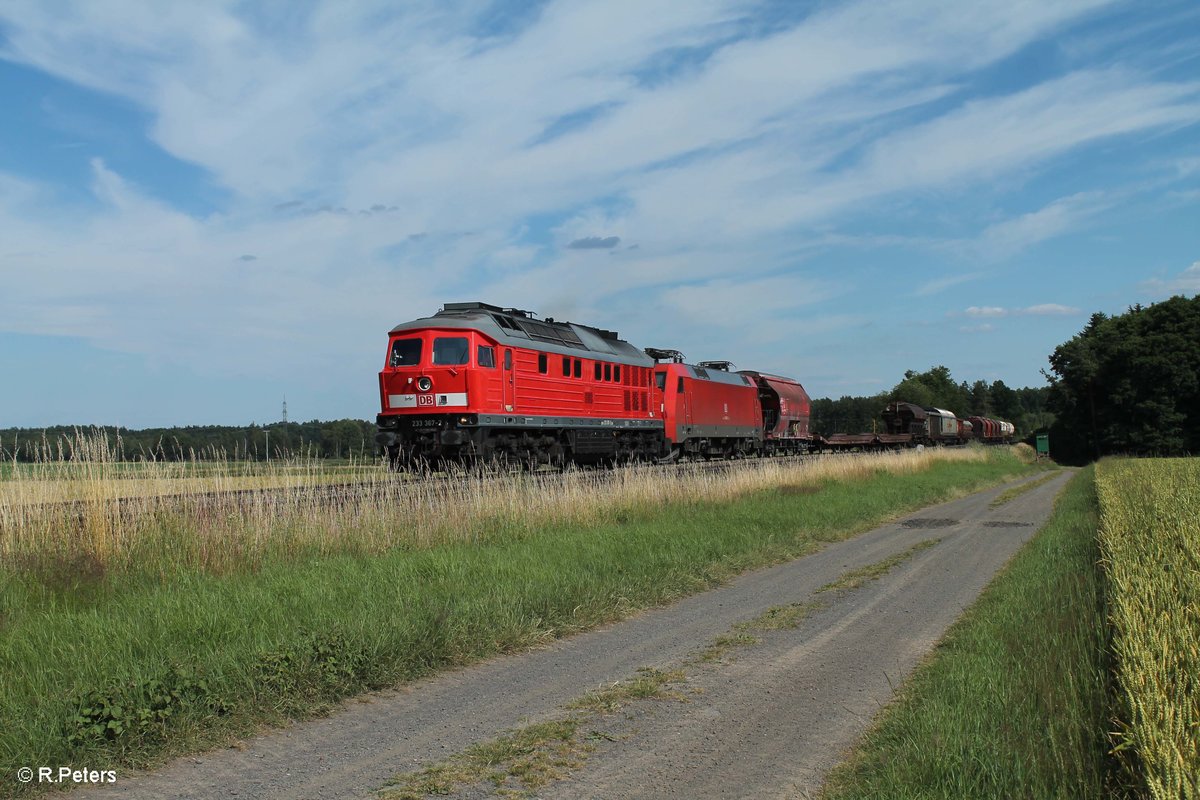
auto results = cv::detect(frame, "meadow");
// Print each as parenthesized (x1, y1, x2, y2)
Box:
(0, 442, 1030, 794)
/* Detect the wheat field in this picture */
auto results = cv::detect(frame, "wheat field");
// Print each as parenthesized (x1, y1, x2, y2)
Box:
(1096, 458, 1200, 799)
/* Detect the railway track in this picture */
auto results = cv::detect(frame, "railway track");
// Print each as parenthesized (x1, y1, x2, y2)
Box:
(21, 454, 974, 531)
(4, 450, 852, 530)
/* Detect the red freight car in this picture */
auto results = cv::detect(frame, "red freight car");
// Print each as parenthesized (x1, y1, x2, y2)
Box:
(967, 416, 1015, 444)
(647, 351, 763, 460)
(375, 302, 665, 466)
(736, 368, 815, 454)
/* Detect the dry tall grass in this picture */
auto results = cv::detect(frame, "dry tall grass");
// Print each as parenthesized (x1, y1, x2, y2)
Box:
(1, 436, 991, 577)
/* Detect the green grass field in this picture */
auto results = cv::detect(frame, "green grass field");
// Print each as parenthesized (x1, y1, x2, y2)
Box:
(824, 457, 1200, 800)
(0, 448, 1029, 794)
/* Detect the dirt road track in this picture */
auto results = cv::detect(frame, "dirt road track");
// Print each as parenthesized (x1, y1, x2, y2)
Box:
(82, 470, 1071, 800)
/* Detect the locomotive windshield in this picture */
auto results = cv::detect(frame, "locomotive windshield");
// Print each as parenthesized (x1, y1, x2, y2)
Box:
(390, 338, 422, 367)
(432, 336, 470, 365)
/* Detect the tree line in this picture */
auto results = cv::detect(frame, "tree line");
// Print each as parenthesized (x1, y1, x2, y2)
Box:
(1045, 295, 1200, 464)
(0, 419, 376, 463)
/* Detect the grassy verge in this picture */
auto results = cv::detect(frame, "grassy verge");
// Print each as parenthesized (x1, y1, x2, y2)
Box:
(1096, 458, 1200, 799)
(821, 468, 1110, 799)
(0, 449, 1029, 796)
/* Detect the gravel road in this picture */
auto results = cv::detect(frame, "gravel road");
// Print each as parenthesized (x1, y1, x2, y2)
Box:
(81, 469, 1071, 800)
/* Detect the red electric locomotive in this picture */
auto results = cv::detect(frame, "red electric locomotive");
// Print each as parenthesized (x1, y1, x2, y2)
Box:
(645, 351, 763, 460)
(375, 302, 664, 466)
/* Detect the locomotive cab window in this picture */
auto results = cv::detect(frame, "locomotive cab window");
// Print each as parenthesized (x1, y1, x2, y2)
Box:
(655, 372, 666, 391)
(477, 345, 496, 368)
(432, 337, 469, 365)
(390, 338, 422, 367)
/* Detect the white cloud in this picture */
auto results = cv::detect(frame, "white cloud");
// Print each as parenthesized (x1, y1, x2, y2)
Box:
(1142, 261, 1200, 297)
(915, 272, 982, 297)
(974, 193, 1110, 260)
(662, 275, 835, 326)
(964, 306, 1009, 318)
(959, 303, 1081, 319)
(1023, 303, 1082, 316)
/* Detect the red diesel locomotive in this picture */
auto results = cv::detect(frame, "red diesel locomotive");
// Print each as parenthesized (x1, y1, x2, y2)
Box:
(374, 303, 805, 467)
(375, 302, 663, 466)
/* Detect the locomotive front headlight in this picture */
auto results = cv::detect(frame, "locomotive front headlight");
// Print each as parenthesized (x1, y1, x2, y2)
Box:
(416, 376, 433, 392)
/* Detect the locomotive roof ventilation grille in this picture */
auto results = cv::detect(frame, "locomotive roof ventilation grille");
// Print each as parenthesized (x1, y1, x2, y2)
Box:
(516, 318, 586, 349)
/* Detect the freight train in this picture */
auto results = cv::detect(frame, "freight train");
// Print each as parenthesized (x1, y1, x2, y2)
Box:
(821, 402, 1015, 451)
(374, 302, 1011, 468)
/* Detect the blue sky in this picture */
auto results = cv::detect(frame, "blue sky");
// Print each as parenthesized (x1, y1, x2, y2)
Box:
(1, 0, 1198, 428)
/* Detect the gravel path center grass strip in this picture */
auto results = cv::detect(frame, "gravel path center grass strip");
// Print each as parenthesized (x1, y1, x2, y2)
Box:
(989, 468, 1062, 508)
(0, 451, 1028, 796)
(820, 468, 1110, 800)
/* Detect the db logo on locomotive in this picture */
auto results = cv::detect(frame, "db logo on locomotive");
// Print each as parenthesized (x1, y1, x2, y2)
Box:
(417, 394, 435, 407)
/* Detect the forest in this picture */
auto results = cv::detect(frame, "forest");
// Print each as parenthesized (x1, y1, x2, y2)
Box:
(1045, 295, 1200, 463)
